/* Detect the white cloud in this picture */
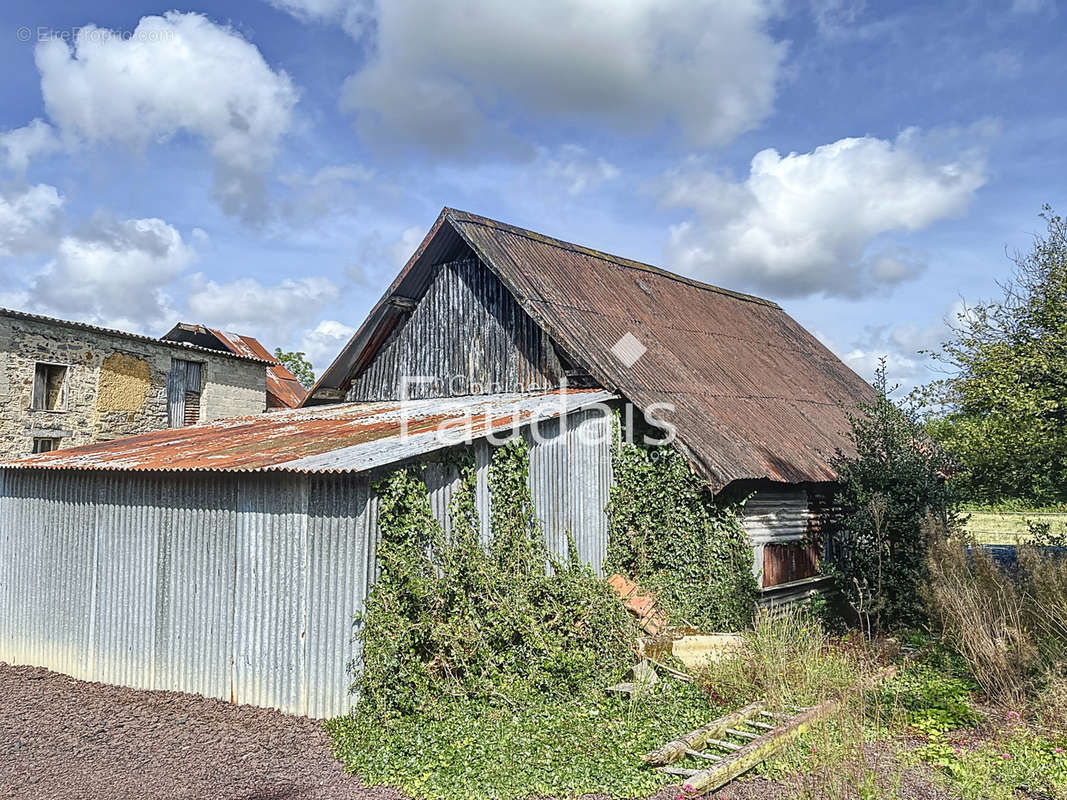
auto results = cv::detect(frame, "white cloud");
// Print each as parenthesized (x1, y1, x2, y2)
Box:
(299, 319, 357, 373)
(34, 12, 299, 221)
(0, 119, 61, 172)
(21, 217, 194, 332)
(266, 0, 374, 38)
(0, 183, 65, 256)
(543, 145, 621, 195)
(333, 0, 785, 156)
(662, 128, 989, 298)
(817, 300, 967, 394)
(186, 275, 341, 347)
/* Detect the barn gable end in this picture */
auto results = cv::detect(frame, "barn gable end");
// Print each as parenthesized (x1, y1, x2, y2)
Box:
(348, 257, 566, 401)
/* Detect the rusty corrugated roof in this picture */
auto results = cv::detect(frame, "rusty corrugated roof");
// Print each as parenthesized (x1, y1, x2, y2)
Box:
(207, 329, 308, 409)
(1, 389, 613, 473)
(313, 209, 875, 490)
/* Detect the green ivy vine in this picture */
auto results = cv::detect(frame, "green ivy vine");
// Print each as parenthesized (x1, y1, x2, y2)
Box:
(354, 439, 636, 718)
(606, 435, 758, 631)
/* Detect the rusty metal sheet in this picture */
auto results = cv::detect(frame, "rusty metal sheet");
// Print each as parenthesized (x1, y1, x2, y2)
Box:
(450, 211, 875, 489)
(311, 208, 874, 490)
(1, 389, 614, 474)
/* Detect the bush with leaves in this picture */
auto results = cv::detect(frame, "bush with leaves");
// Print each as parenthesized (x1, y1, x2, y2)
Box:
(922, 206, 1067, 506)
(353, 438, 637, 718)
(606, 437, 758, 631)
(829, 363, 958, 633)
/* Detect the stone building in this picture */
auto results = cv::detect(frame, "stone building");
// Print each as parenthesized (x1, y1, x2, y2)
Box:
(0, 308, 268, 460)
(161, 323, 308, 409)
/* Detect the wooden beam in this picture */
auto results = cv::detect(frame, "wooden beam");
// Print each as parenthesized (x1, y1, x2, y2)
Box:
(642, 701, 766, 765)
(677, 668, 897, 795)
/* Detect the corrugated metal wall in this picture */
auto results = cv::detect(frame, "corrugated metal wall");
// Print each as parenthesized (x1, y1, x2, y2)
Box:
(347, 258, 564, 401)
(740, 487, 819, 589)
(0, 407, 614, 718)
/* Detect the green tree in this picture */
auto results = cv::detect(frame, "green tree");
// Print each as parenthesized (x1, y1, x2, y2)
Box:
(922, 207, 1067, 505)
(274, 348, 315, 389)
(830, 363, 957, 633)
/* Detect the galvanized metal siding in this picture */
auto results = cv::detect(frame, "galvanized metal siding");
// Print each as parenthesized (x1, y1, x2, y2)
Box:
(0, 470, 97, 680)
(0, 469, 380, 718)
(0, 413, 615, 716)
(305, 474, 379, 719)
(526, 408, 613, 574)
(741, 488, 816, 589)
(153, 477, 237, 700)
(348, 258, 564, 401)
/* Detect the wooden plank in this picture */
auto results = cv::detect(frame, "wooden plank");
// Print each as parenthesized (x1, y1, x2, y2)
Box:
(642, 701, 766, 765)
(725, 728, 759, 739)
(678, 667, 897, 795)
(685, 749, 722, 762)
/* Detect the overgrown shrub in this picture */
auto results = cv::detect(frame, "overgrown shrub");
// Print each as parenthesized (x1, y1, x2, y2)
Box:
(354, 439, 637, 718)
(606, 437, 758, 631)
(829, 363, 958, 633)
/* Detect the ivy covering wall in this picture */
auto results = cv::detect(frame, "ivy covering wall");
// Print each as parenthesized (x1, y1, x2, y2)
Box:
(354, 439, 636, 717)
(606, 437, 759, 632)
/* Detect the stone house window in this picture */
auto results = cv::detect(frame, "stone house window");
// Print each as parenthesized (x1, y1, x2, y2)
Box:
(31, 363, 68, 411)
(167, 359, 204, 428)
(31, 437, 59, 454)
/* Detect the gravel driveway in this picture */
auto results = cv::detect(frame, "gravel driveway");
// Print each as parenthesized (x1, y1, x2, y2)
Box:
(0, 662, 401, 800)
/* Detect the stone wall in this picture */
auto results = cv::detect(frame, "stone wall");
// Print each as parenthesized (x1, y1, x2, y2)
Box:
(0, 314, 266, 460)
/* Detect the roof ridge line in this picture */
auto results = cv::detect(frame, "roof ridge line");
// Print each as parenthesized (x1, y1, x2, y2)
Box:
(444, 208, 781, 309)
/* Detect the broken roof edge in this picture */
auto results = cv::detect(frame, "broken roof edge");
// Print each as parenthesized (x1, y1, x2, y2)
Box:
(2, 309, 272, 365)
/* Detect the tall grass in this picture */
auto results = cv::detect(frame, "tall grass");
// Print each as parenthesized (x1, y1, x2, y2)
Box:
(923, 514, 1067, 718)
(699, 607, 917, 799)
(699, 606, 866, 709)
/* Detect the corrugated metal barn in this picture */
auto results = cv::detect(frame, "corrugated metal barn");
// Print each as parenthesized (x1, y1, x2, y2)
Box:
(0, 391, 614, 717)
(0, 208, 875, 717)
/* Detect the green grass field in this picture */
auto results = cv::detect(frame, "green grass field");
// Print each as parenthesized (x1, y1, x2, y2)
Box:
(963, 509, 1067, 544)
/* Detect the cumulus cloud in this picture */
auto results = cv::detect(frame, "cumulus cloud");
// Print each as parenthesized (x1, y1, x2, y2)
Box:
(299, 319, 357, 374)
(0, 183, 65, 256)
(661, 128, 989, 298)
(186, 275, 341, 347)
(0, 119, 62, 172)
(34, 12, 299, 221)
(332, 0, 785, 156)
(22, 217, 195, 332)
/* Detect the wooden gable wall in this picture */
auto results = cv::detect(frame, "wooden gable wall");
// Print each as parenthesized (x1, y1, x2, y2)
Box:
(347, 257, 565, 401)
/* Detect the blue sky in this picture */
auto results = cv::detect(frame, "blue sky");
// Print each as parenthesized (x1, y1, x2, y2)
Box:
(0, 0, 1064, 391)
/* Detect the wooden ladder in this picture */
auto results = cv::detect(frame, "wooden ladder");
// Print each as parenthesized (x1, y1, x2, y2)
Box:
(644, 702, 805, 779)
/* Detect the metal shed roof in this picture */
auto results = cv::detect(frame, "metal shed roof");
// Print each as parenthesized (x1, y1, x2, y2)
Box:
(1, 389, 614, 474)
(310, 208, 875, 491)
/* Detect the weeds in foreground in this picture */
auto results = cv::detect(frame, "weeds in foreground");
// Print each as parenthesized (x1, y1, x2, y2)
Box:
(699, 606, 868, 710)
(923, 515, 1067, 715)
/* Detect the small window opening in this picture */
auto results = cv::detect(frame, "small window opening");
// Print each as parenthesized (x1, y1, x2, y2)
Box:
(32, 363, 68, 411)
(32, 437, 59, 454)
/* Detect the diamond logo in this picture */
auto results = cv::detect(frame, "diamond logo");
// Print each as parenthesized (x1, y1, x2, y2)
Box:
(610, 332, 647, 368)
